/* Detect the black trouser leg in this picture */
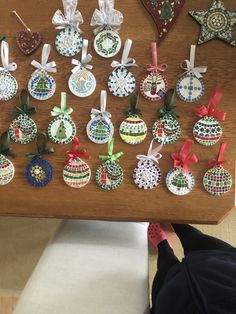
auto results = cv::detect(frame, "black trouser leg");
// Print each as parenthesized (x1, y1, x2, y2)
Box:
(172, 224, 234, 255)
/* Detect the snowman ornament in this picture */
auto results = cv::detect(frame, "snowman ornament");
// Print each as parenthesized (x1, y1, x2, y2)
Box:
(0, 132, 15, 186)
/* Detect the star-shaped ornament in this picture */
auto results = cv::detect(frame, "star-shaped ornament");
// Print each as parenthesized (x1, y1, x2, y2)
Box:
(189, 0, 236, 46)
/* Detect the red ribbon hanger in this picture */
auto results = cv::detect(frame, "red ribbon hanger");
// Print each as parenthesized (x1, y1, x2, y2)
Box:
(208, 142, 227, 168)
(66, 137, 90, 164)
(146, 42, 167, 72)
(194, 88, 227, 121)
(171, 139, 198, 173)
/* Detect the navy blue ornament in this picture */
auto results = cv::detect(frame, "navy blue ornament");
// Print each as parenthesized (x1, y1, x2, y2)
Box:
(25, 157, 53, 187)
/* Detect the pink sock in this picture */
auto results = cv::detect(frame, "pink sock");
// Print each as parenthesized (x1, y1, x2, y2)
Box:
(148, 223, 168, 247)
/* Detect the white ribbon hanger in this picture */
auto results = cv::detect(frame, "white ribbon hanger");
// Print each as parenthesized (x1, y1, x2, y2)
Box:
(111, 39, 138, 69)
(71, 39, 93, 73)
(90, 90, 111, 123)
(181, 45, 207, 79)
(52, 0, 83, 32)
(136, 140, 163, 164)
(0, 41, 17, 72)
(31, 44, 57, 73)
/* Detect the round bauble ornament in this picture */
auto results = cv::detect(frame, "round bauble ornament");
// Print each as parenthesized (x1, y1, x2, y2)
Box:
(63, 157, 91, 188)
(0, 154, 14, 186)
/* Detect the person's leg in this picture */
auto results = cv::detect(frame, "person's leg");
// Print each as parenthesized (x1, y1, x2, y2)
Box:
(172, 224, 234, 255)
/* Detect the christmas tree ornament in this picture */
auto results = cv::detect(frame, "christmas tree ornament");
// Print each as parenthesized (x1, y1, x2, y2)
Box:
(96, 138, 124, 190)
(108, 39, 137, 97)
(166, 139, 198, 196)
(86, 90, 114, 144)
(0, 132, 15, 186)
(140, 0, 185, 45)
(203, 142, 232, 196)
(68, 39, 96, 98)
(25, 132, 54, 188)
(52, 0, 83, 57)
(48, 92, 76, 145)
(28, 44, 56, 101)
(0, 41, 18, 101)
(189, 1, 236, 47)
(12, 10, 42, 56)
(140, 42, 168, 101)
(176, 45, 207, 103)
(133, 140, 162, 190)
(9, 90, 37, 145)
(119, 93, 147, 145)
(152, 89, 181, 145)
(63, 136, 91, 188)
(193, 88, 226, 146)
(91, 0, 123, 58)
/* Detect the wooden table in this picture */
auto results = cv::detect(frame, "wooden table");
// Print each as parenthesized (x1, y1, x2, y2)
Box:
(0, 0, 235, 224)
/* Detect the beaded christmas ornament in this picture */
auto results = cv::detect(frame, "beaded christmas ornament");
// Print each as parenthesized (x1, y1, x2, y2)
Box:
(108, 39, 137, 97)
(133, 140, 162, 190)
(9, 90, 37, 145)
(52, 0, 83, 57)
(68, 39, 96, 98)
(96, 138, 124, 190)
(63, 137, 91, 188)
(25, 133, 54, 187)
(28, 44, 56, 101)
(176, 45, 207, 103)
(166, 139, 198, 196)
(48, 92, 76, 145)
(152, 89, 181, 145)
(91, 0, 123, 58)
(86, 90, 114, 144)
(0, 132, 15, 186)
(119, 93, 147, 145)
(140, 42, 168, 101)
(0, 41, 18, 101)
(203, 142, 232, 196)
(193, 88, 226, 146)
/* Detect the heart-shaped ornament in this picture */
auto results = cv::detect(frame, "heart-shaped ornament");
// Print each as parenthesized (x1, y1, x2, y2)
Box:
(16, 29, 42, 55)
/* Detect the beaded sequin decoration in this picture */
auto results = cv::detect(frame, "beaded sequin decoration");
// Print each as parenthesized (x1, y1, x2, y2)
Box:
(0, 131, 15, 186)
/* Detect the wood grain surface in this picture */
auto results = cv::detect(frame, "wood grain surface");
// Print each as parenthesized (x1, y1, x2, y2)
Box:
(0, 0, 235, 224)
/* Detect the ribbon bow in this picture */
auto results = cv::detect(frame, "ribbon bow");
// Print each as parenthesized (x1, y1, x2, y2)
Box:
(171, 139, 198, 173)
(194, 88, 227, 121)
(31, 44, 57, 73)
(26, 132, 54, 159)
(208, 142, 227, 168)
(111, 39, 138, 69)
(52, 0, 83, 32)
(126, 93, 141, 117)
(12, 89, 37, 118)
(159, 89, 179, 119)
(90, 90, 111, 123)
(0, 41, 17, 72)
(146, 42, 167, 72)
(51, 92, 73, 117)
(137, 140, 163, 164)
(66, 136, 90, 164)
(71, 39, 93, 73)
(0, 131, 15, 158)
(99, 138, 123, 162)
(181, 45, 207, 79)
(90, 0, 123, 35)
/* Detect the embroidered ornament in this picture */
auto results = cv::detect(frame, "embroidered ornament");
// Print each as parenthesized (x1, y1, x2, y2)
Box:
(152, 89, 181, 145)
(176, 45, 207, 103)
(52, 0, 83, 57)
(28, 44, 56, 101)
(48, 92, 76, 145)
(86, 90, 114, 144)
(63, 137, 91, 188)
(203, 142, 232, 196)
(9, 90, 37, 145)
(91, 0, 123, 58)
(25, 133, 54, 187)
(189, 0, 236, 47)
(119, 93, 147, 145)
(133, 140, 162, 190)
(68, 39, 96, 97)
(0, 41, 18, 101)
(0, 132, 15, 186)
(140, 42, 168, 101)
(193, 88, 226, 146)
(166, 139, 198, 196)
(96, 138, 124, 190)
(108, 39, 137, 97)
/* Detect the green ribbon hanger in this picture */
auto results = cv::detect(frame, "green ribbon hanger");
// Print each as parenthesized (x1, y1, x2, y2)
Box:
(12, 89, 37, 118)
(51, 92, 73, 117)
(159, 89, 179, 119)
(126, 92, 142, 116)
(99, 138, 124, 162)
(0, 131, 15, 158)
(26, 132, 54, 159)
